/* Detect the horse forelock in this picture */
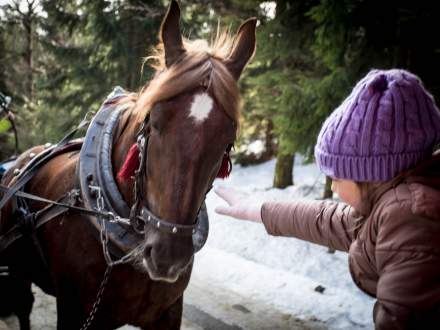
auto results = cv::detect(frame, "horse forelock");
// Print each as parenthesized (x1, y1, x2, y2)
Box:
(127, 31, 241, 129)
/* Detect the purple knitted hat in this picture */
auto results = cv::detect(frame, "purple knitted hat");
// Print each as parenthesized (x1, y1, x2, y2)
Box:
(315, 69, 440, 182)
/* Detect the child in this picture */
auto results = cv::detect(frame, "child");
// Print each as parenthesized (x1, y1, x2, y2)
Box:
(215, 69, 440, 329)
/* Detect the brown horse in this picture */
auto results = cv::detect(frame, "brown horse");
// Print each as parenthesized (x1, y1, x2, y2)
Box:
(0, 1, 256, 329)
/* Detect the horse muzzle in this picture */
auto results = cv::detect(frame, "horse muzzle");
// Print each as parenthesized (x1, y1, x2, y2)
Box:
(142, 233, 194, 283)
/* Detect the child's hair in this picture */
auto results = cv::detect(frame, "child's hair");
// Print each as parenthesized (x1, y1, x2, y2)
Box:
(352, 181, 383, 236)
(349, 149, 440, 236)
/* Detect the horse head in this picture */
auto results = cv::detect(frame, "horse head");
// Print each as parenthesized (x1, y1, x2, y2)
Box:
(115, 0, 256, 283)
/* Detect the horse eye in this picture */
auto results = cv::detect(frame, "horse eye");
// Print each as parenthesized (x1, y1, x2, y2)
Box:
(149, 113, 162, 132)
(150, 119, 160, 131)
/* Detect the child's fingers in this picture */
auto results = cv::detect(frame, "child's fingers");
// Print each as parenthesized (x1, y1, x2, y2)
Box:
(215, 205, 246, 221)
(214, 205, 233, 216)
(214, 186, 244, 205)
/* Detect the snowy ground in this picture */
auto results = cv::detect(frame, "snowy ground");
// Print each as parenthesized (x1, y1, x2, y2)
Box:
(1, 157, 374, 329)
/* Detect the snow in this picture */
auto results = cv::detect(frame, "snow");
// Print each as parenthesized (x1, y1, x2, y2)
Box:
(244, 140, 265, 155)
(194, 156, 374, 329)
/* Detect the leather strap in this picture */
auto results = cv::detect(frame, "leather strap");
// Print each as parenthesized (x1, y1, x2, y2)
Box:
(0, 118, 88, 210)
(139, 207, 197, 236)
(0, 185, 118, 220)
(0, 190, 76, 253)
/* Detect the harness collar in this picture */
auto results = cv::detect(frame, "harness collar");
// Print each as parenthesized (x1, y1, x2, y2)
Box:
(78, 88, 209, 257)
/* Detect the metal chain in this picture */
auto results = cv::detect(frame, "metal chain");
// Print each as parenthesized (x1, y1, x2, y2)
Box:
(130, 131, 148, 234)
(79, 186, 141, 330)
(79, 265, 112, 330)
(78, 186, 113, 330)
(77, 110, 208, 329)
(92, 186, 139, 267)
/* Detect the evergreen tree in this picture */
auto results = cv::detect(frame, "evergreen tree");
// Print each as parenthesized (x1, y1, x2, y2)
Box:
(0, 0, 41, 102)
(0, 22, 8, 95)
(20, 0, 164, 147)
(306, 0, 440, 196)
(0, 0, 43, 157)
(244, 0, 320, 188)
(2, 0, 440, 196)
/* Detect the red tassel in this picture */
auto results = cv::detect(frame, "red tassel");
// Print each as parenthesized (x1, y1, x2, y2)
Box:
(217, 153, 232, 179)
(117, 143, 140, 181)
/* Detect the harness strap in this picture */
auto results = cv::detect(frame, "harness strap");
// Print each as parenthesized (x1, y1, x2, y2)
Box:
(0, 185, 129, 224)
(0, 185, 131, 254)
(0, 116, 89, 210)
(0, 191, 72, 253)
(0, 223, 22, 253)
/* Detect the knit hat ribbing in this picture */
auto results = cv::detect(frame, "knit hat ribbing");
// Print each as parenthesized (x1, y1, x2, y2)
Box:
(315, 69, 440, 182)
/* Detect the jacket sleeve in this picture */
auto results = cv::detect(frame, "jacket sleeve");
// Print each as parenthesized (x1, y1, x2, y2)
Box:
(261, 199, 357, 252)
(374, 202, 440, 329)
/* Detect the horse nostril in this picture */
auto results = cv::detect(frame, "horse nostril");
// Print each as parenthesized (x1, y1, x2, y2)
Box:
(143, 245, 162, 272)
(143, 245, 152, 260)
(168, 265, 180, 277)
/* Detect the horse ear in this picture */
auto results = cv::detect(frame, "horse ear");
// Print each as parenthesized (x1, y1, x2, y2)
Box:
(160, 0, 186, 67)
(225, 18, 257, 80)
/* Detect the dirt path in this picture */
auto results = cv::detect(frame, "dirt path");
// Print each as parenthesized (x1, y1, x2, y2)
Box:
(1, 281, 326, 330)
(184, 277, 326, 330)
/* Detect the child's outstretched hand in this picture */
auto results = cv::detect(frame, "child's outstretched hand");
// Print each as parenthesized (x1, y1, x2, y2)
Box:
(214, 186, 263, 223)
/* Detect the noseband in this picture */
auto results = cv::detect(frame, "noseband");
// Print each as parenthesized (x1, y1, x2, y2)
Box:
(139, 208, 198, 236)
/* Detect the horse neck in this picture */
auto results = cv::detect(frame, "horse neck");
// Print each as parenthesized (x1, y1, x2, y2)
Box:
(112, 109, 140, 206)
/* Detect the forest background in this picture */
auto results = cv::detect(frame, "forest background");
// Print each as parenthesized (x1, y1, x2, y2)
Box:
(1, 0, 439, 197)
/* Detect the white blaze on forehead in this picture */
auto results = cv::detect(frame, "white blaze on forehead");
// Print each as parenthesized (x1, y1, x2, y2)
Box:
(188, 93, 213, 123)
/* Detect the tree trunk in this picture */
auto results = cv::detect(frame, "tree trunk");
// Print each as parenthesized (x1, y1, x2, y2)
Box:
(0, 28, 8, 93)
(24, 18, 33, 101)
(125, 13, 136, 90)
(323, 176, 333, 199)
(21, 1, 35, 102)
(264, 119, 277, 159)
(273, 152, 294, 188)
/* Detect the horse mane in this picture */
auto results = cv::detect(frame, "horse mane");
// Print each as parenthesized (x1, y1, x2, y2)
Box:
(116, 30, 240, 181)
(120, 30, 242, 127)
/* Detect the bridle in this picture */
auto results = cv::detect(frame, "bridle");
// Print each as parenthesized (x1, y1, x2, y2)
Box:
(128, 115, 202, 237)
(127, 81, 234, 238)
(125, 62, 235, 237)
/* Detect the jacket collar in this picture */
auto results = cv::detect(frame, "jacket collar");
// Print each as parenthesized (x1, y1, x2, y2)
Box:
(357, 152, 440, 217)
